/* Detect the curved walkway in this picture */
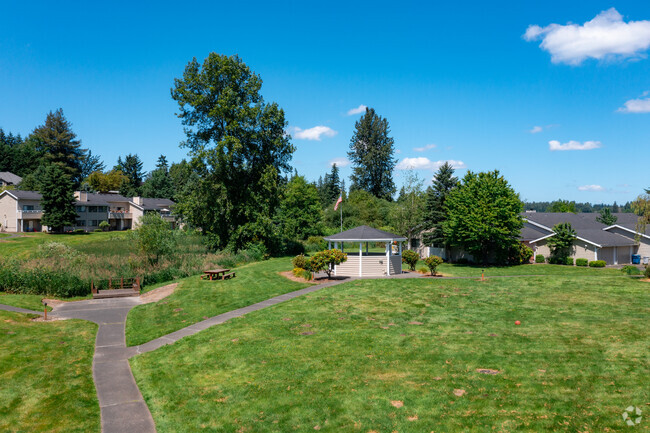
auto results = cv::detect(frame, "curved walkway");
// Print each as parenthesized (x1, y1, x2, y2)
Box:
(0, 271, 566, 432)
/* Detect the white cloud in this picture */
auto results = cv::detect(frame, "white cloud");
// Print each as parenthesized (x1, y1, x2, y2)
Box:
(578, 184, 605, 191)
(618, 92, 650, 113)
(549, 140, 602, 151)
(292, 126, 337, 141)
(346, 105, 367, 115)
(396, 157, 466, 170)
(524, 8, 650, 65)
(329, 157, 350, 167)
(413, 143, 437, 152)
(529, 126, 543, 134)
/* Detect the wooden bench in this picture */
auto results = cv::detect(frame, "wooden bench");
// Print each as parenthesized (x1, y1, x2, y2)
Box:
(222, 272, 236, 280)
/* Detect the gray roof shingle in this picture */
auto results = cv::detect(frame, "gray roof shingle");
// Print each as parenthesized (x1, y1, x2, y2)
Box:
(0, 172, 22, 185)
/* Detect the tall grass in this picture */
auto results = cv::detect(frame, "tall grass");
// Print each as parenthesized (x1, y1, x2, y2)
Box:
(0, 233, 270, 298)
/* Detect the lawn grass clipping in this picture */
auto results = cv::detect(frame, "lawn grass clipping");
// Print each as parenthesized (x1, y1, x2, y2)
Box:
(125, 258, 312, 346)
(131, 274, 649, 432)
(0, 311, 99, 433)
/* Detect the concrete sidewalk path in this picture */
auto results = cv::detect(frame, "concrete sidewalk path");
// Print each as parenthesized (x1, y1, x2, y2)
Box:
(0, 304, 44, 315)
(51, 297, 156, 433)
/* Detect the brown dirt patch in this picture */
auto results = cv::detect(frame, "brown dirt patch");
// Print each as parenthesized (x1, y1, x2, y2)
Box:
(279, 271, 313, 284)
(476, 368, 500, 375)
(453, 389, 466, 397)
(390, 400, 404, 408)
(140, 283, 178, 303)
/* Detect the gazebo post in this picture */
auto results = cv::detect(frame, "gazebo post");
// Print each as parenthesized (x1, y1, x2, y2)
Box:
(366, 242, 368, 255)
(359, 242, 363, 276)
(386, 241, 390, 275)
(328, 240, 331, 249)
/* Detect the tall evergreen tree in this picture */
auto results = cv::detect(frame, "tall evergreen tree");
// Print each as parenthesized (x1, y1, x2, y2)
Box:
(40, 165, 78, 233)
(141, 155, 174, 199)
(422, 162, 457, 250)
(326, 163, 341, 203)
(114, 154, 144, 197)
(171, 53, 294, 250)
(81, 150, 105, 179)
(31, 109, 85, 186)
(347, 108, 397, 201)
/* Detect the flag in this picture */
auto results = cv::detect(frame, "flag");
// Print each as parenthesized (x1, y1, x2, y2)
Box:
(334, 193, 342, 211)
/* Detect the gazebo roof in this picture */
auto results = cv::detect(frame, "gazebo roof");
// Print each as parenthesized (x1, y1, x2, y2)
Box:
(324, 225, 406, 242)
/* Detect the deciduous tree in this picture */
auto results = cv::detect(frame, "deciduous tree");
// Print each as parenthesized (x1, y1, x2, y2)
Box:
(278, 175, 322, 240)
(443, 170, 523, 264)
(171, 53, 294, 250)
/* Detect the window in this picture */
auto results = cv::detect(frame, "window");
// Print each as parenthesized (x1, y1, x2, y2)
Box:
(78, 206, 86, 213)
(88, 206, 96, 213)
(90, 220, 100, 227)
(22, 205, 34, 211)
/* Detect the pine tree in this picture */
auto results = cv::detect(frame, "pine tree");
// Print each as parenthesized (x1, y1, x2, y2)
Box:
(347, 108, 397, 201)
(31, 109, 85, 186)
(81, 150, 105, 179)
(115, 154, 144, 197)
(596, 207, 617, 226)
(326, 163, 341, 203)
(141, 155, 174, 199)
(40, 165, 78, 233)
(422, 162, 457, 250)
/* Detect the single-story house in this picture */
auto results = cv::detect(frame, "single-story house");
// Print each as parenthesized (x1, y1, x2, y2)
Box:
(0, 190, 175, 233)
(324, 225, 405, 277)
(414, 212, 649, 266)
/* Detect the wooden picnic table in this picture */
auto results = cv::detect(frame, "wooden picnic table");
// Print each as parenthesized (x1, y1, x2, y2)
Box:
(202, 268, 230, 281)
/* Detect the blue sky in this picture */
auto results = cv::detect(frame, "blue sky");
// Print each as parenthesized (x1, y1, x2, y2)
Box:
(1, 1, 649, 203)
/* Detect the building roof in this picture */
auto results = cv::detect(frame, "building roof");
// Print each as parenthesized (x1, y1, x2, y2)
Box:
(522, 212, 640, 247)
(324, 225, 406, 241)
(0, 172, 22, 185)
(520, 223, 549, 241)
(4, 190, 43, 200)
(141, 198, 175, 210)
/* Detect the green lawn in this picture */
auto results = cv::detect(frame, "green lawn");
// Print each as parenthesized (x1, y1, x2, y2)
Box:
(0, 310, 99, 433)
(125, 258, 312, 346)
(0, 231, 129, 259)
(131, 272, 649, 432)
(436, 262, 623, 277)
(0, 293, 51, 311)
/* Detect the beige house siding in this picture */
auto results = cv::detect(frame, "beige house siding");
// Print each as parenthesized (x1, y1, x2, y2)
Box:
(607, 226, 650, 258)
(0, 194, 17, 232)
(532, 239, 600, 262)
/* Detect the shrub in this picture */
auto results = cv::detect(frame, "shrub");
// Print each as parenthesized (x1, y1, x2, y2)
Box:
(565, 257, 574, 266)
(455, 258, 469, 265)
(292, 254, 309, 270)
(589, 260, 606, 268)
(621, 265, 641, 275)
(309, 249, 347, 278)
(508, 243, 533, 265)
(292, 267, 304, 277)
(73, 228, 86, 234)
(644, 265, 650, 279)
(99, 221, 110, 231)
(535, 254, 545, 264)
(304, 236, 326, 252)
(576, 258, 588, 267)
(402, 250, 420, 271)
(94, 228, 103, 232)
(133, 213, 177, 264)
(424, 255, 443, 276)
(301, 269, 313, 280)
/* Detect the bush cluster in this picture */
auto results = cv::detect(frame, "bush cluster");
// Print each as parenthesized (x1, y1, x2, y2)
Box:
(588, 260, 606, 268)
(291, 254, 309, 270)
(576, 258, 588, 267)
(535, 254, 545, 264)
(424, 255, 443, 276)
(621, 265, 641, 275)
(645, 265, 650, 279)
(565, 257, 574, 266)
(402, 250, 420, 271)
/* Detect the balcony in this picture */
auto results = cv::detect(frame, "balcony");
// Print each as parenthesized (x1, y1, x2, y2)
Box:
(109, 211, 132, 219)
(18, 210, 43, 219)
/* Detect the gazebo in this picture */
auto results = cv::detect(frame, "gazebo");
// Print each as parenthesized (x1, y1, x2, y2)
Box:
(324, 225, 406, 277)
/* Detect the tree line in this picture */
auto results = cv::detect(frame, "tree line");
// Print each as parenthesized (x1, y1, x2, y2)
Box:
(2, 52, 645, 256)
